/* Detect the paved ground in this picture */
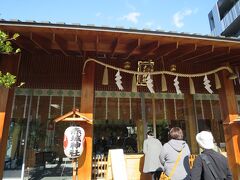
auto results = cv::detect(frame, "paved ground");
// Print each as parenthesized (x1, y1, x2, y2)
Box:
(3, 170, 21, 180)
(3, 158, 74, 180)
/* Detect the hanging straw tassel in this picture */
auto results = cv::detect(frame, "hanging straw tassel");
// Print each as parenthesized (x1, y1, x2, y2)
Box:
(132, 74, 137, 92)
(189, 77, 195, 94)
(102, 66, 108, 85)
(161, 74, 167, 91)
(214, 73, 221, 89)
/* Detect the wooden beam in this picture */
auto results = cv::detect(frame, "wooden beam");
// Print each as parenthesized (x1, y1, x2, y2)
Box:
(83, 51, 87, 60)
(210, 48, 240, 65)
(218, 67, 240, 179)
(181, 45, 212, 59)
(14, 36, 35, 54)
(181, 45, 214, 63)
(96, 35, 99, 55)
(6, 32, 34, 54)
(78, 61, 95, 180)
(54, 108, 93, 124)
(194, 47, 230, 64)
(228, 48, 240, 56)
(53, 33, 69, 56)
(124, 39, 140, 59)
(154, 42, 178, 59)
(54, 111, 75, 122)
(229, 55, 240, 65)
(75, 34, 84, 57)
(140, 41, 160, 60)
(60, 117, 92, 123)
(30, 32, 51, 54)
(111, 38, 119, 58)
(166, 44, 197, 64)
(63, 117, 84, 121)
(168, 44, 197, 63)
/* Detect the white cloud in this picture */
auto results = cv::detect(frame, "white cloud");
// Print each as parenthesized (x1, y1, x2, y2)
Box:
(96, 12, 102, 17)
(173, 9, 195, 28)
(145, 21, 154, 27)
(121, 12, 140, 24)
(125, 1, 136, 11)
(156, 26, 163, 30)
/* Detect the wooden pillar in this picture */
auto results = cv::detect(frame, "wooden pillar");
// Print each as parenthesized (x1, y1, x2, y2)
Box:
(184, 93, 198, 154)
(218, 69, 240, 179)
(0, 54, 20, 179)
(78, 61, 95, 180)
(0, 88, 14, 179)
(140, 93, 147, 140)
(136, 120, 144, 153)
(152, 95, 156, 137)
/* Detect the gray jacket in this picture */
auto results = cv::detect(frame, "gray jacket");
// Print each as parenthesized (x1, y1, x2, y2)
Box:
(160, 139, 191, 180)
(190, 149, 232, 180)
(143, 136, 164, 173)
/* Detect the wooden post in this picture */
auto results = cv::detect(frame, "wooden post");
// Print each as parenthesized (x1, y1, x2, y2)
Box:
(140, 93, 147, 140)
(184, 93, 198, 154)
(152, 95, 156, 138)
(136, 119, 144, 153)
(0, 88, 14, 179)
(78, 61, 95, 180)
(73, 159, 77, 180)
(218, 69, 240, 179)
(0, 54, 20, 179)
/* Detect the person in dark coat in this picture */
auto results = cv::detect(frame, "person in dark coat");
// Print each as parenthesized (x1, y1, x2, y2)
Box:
(191, 131, 232, 180)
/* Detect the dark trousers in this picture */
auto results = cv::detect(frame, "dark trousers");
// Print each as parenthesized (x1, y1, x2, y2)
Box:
(150, 170, 162, 180)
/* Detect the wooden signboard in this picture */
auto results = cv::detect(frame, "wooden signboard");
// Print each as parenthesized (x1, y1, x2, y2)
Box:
(106, 149, 128, 180)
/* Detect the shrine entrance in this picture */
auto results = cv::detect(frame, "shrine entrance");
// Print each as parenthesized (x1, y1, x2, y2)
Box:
(93, 91, 186, 155)
(1, 20, 240, 179)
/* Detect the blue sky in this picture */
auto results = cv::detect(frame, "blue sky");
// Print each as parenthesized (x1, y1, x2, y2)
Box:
(0, 0, 217, 35)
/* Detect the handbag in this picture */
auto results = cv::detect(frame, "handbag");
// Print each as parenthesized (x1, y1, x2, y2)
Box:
(160, 150, 183, 180)
(160, 172, 170, 180)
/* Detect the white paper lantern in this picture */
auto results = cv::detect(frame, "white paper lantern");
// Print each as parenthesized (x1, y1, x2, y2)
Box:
(63, 126, 85, 158)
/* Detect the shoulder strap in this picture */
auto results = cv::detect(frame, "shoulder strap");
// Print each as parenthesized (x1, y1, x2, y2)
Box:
(168, 150, 183, 178)
(200, 154, 219, 180)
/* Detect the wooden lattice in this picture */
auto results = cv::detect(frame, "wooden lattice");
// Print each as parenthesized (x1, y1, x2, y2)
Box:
(92, 155, 108, 180)
(189, 154, 198, 169)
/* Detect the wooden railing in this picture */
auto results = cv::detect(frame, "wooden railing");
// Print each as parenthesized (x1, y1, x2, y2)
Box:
(92, 155, 108, 180)
(92, 154, 197, 180)
(189, 154, 197, 169)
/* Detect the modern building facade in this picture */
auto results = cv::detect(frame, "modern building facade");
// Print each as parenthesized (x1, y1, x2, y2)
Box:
(209, 0, 240, 37)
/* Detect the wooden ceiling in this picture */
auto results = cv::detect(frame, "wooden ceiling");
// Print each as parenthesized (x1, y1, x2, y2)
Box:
(1, 20, 240, 67)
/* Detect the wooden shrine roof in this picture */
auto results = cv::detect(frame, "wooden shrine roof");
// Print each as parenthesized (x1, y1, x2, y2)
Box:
(1, 19, 240, 67)
(1, 19, 240, 93)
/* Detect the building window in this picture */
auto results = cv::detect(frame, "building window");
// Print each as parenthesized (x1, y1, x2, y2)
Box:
(209, 11, 215, 31)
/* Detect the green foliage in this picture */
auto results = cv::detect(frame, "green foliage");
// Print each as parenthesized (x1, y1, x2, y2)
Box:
(0, 30, 21, 54)
(157, 120, 169, 144)
(0, 30, 20, 88)
(0, 72, 16, 88)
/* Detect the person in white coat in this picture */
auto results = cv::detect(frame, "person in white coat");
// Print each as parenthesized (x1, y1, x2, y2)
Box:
(143, 130, 164, 180)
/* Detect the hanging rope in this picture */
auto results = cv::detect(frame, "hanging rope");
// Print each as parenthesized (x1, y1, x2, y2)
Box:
(82, 58, 234, 77)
